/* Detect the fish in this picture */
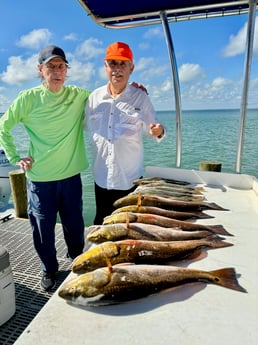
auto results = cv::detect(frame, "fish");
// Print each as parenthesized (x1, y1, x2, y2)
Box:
(113, 193, 229, 211)
(133, 176, 191, 186)
(130, 185, 206, 201)
(132, 184, 205, 195)
(102, 212, 232, 236)
(86, 223, 216, 243)
(58, 263, 247, 306)
(112, 205, 213, 220)
(72, 237, 233, 274)
(134, 179, 205, 193)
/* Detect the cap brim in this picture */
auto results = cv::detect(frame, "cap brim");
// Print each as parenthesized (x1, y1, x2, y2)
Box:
(41, 55, 68, 64)
(104, 55, 131, 61)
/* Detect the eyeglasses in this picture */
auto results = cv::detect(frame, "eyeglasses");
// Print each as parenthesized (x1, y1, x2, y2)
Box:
(105, 60, 131, 69)
(44, 63, 68, 71)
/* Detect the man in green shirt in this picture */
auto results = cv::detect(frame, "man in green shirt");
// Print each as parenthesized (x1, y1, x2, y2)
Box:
(0, 45, 91, 291)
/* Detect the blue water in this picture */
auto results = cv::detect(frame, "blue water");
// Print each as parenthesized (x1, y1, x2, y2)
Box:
(1, 108, 258, 225)
(148, 109, 258, 175)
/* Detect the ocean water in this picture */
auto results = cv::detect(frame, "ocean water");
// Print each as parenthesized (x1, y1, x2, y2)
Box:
(1, 108, 258, 225)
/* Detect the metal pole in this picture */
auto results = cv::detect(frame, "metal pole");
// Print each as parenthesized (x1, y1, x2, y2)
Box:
(235, 0, 257, 173)
(160, 11, 182, 168)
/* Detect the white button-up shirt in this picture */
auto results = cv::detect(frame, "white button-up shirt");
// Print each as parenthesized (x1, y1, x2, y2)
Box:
(85, 83, 161, 190)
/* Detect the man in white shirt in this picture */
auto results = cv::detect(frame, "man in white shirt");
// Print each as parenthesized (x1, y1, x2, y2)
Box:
(85, 41, 165, 224)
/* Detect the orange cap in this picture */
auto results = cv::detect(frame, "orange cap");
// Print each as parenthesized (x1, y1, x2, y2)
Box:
(104, 42, 133, 61)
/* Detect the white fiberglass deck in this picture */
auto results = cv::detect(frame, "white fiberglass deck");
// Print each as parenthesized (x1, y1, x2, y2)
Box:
(14, 167, 258, 345)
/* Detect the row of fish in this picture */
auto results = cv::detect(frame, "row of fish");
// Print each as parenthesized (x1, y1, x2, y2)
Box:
(58, 176, 246, 306)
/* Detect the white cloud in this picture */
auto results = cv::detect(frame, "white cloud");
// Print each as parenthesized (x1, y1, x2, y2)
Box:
(160, 79, 172, 92)
(1, 55, 38, 85)
(210, 77, 231, 89)
(98, 65, 107, 81)
(134, 57, 154, 71)
(75, 37, 104, 60)
(181, 77, 241, 109)
(133, 56, 168, 81)
(16, 29, 52, 50)
(223, 17, 258, 57)
(68, 60, 95, 86)
(179, 63, 204, 83)
(223, 24, 246, 57)
(64, 33, 78, 41)
(143, 27, 163, 39)
(0, 94, 10, 112)
(139, 65, 167, 81)
(138, 42, 150, 50)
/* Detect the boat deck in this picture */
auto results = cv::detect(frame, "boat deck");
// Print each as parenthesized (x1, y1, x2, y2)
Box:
(0, 216, 71, 345)
(11, 168, 258, 345)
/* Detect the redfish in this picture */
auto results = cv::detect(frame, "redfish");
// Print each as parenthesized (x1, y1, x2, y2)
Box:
(113, 194, 228, 211)
(59, 263, 246, 306)
(72, 237, 233, 274)
(131, 186, 205, 201)
(133, 176, 190, 186)
(86, 223, 215, 243)
(103, 212, 232, 236)
(111, 205, 213, 220)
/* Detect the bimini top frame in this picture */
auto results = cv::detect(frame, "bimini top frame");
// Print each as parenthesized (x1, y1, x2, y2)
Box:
(78, 0, 258, 173)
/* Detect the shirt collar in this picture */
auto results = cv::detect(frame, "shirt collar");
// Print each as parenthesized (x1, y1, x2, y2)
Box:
(103, 83, 130, 99)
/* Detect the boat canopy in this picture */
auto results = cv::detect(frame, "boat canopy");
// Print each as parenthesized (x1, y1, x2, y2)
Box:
(78, 0, 258, 174)
(78, 0, 255, 27)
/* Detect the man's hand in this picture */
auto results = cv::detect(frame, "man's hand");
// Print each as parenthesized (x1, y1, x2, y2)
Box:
(131, 82, 148, 94)
(149, 123, 164, 138)
(17, 156, 34, 171)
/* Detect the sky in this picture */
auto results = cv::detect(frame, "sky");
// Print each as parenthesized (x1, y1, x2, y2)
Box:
(0, 1, 258, 112)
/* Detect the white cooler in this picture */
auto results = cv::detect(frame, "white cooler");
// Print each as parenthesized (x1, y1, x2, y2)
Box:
(0, 245, 15, 326)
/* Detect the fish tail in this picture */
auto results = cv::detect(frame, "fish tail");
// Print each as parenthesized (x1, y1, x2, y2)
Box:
(205, 235, 233, 249)
(209, 268, 247, 293)
(208, 224, 233, 236)
(193, 211, 214, 219)
(195, 186, 205, 194)
(204, 202, 229, 211)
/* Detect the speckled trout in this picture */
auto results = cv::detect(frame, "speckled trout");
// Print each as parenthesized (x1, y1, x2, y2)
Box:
(102, 212, 232, 236)
(72, 237, 233, 274)
(86, 223, 215, 243)
(58, 263, 247, 306)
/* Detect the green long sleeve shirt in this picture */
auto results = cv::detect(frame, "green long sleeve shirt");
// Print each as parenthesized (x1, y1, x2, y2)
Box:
(0, 84, 91, 181)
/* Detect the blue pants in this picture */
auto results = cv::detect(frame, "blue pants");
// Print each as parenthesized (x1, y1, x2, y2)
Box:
(27, 174, 85, 273)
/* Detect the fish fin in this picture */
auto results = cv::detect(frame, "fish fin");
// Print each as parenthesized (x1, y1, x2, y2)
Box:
(184, 249, 204, 260)
(193, 211, 214, 219)
(100, 246, 113, 273)
(205, 235, 233, 249)
(203, 202, 229, 211)
(208, 224, 233, 236)
(209, 268, 247, 293)
(137, 193, 142, 207)
(126, 212, 129, 228)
